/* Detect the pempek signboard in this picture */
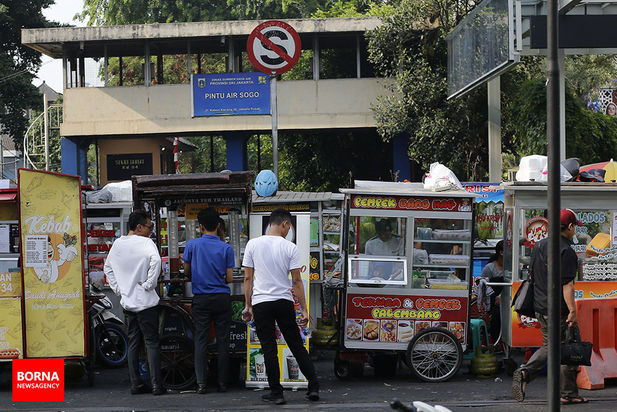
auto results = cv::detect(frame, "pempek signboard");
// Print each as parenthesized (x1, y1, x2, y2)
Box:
(192, 72, 270, 117)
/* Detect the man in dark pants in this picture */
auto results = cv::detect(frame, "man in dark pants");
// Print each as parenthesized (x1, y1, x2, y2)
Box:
(242, 209, 319, 405)
(183, 207, 234, 394)
(104, 210, 164, 395)
(512, 209, 587, 405)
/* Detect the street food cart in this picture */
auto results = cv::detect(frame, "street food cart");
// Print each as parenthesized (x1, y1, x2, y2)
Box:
(0, 188, 22, 370)
(333, 181, 477, 382)
(501, 182, 617, 350)
(132, 172, 252, 390)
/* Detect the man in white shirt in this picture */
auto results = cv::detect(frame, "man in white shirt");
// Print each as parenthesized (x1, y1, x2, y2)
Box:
(242, 209, 319, 405)
(104, 210, 164, 396)
(365, 219, 404, 256)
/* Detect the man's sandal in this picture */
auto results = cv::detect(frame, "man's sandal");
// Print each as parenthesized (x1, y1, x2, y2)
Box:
(512, 369, 527, 402)
(560, 396, 588, 405)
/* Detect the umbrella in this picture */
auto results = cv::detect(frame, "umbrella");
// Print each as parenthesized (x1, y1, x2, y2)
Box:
(604, 159, 617, 182)
(579, 161, 610, 172)
(579, 159, 617, 182)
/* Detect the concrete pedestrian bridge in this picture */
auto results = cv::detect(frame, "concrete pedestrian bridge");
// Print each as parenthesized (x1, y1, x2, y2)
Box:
(22, 18, 403, 183)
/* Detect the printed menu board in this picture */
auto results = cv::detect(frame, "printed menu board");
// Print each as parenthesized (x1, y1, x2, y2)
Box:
(344, 293, 468, 350)
(19, 170, 85, 357)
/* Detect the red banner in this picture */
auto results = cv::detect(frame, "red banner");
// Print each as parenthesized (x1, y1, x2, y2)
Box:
(351, 195, 473, 213)
(345, 293, 468, 344)
(12, 358, 64, 402)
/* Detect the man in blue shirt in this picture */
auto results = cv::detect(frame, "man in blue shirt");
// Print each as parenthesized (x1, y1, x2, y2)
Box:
(183, 208, 234, 394)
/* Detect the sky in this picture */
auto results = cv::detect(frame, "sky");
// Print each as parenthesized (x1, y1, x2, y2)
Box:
(35, 0, 102, 92)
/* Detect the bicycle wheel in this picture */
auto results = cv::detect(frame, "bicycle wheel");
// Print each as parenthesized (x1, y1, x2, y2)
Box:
(406, 327, 462, 382)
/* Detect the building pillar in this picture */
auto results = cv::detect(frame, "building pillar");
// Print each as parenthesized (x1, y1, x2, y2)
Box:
(225, 133, 249, 171)
(392, 134, 411, 181)
(61, 137, 89, 184)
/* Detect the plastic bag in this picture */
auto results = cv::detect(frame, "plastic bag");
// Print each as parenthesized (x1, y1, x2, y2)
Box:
(103, 180, 133, 202)
(516, 155, 572, 182)
(85, 187, 113, 204)
(423, 162, 463, 191)
(516, 155, 547, 182)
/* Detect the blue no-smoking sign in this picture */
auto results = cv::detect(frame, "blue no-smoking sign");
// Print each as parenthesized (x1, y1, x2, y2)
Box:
(191, 72, 270, 117)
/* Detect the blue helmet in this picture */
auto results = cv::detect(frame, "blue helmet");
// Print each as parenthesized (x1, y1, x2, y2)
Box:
(255, 169, 278, 197)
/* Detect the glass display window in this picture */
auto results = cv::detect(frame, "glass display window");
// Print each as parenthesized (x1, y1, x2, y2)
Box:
(348, 256, 407, 285)
(411, 218, 471, 289)
(349, 216, 406, 257)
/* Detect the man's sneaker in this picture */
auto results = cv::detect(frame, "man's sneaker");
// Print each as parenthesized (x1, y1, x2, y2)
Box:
(512, 368, 526, 402)
(305, 390, 319, 401)
(152, 386, 167, 396)
(130, 384, 150, 395)
(262, 392, 286, 405)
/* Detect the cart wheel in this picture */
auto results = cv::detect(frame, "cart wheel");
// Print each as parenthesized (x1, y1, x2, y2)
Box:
(373, 354, 398, 378)
(334, 353, 363, 380)
(334, 356, 351, 380)
(406, 327, 462, 382)
(160, 335, 196, 390)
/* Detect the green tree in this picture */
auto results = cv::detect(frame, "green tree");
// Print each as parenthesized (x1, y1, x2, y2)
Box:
(0, 0, 57, 148)
(367, 0, 493, 181)
(505, 78, 617, 164)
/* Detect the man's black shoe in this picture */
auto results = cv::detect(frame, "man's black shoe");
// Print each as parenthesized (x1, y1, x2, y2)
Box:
(262, 392, 286, 405)
(197, 384, 207, 394)
(305, 391, 319, 401)
(130, 384, 150, 395)
(152, 386, 167, 396)
(217, 384, 227, 393)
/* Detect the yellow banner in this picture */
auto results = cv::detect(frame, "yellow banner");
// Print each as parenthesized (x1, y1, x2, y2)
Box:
(0, 297, 23, 360)
(0, 271, 21, 297)
(185, 203, 231, 220)
(19, 170, 85, 357)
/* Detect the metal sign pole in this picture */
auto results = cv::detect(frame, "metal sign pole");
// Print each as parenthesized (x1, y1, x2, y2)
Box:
(271, 75, 278, 179)
(546, 0, 561, 410)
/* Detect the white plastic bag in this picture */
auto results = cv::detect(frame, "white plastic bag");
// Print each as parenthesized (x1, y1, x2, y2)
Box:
(516, 155, 547, 181)
(517, 155, 573, 182)
(423, 162, 463, 191)
(103, 180, 133, 202)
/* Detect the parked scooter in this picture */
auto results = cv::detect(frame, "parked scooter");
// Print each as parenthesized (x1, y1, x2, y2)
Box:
(87, 287, 128, 368)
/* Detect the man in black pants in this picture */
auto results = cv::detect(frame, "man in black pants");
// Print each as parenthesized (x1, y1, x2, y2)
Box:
(242, 209, 319, 405)
(104, 210, 164, 395)
(183, 208, 234, 394)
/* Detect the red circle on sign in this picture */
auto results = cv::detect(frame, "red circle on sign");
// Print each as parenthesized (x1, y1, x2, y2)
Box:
(247, 20, 301, 75)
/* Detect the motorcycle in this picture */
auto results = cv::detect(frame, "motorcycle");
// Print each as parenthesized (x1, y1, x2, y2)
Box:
(87, 291, 129, 368)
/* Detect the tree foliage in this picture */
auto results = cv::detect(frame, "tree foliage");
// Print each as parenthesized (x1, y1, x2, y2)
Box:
(505, 78, 617, 164)
(367, 0, 492, 181)
(0, 0, 56, 148)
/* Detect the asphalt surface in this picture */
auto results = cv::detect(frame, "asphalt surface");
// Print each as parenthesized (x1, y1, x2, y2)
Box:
(0, 350, 615, 411)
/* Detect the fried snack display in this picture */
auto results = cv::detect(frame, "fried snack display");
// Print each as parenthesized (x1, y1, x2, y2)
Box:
(0, 348, 20, 359)
(363, 320, 379, 341)
(346, 320, 362, 340)
(380, 320, 397, 342)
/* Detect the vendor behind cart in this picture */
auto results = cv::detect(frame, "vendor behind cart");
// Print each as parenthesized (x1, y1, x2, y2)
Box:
(364, 219, 404, 281)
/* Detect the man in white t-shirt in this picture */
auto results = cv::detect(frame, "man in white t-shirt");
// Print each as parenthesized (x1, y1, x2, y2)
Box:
(242, 209, 319, 405)
(104, 210, 164, 396)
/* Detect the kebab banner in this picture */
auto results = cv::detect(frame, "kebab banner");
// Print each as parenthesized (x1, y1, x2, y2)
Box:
(344, 293, 468, 349)
(0, 297, 23, 360)
(19, 170, 85, 357)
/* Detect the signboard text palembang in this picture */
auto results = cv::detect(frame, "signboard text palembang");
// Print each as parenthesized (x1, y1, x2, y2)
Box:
(192, 72, 270, 116)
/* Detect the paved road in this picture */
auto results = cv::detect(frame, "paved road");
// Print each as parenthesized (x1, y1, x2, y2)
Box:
(1, 350, 614, 411)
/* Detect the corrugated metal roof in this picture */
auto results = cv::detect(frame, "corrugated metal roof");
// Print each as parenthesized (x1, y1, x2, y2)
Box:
(252, 191, 334, 203)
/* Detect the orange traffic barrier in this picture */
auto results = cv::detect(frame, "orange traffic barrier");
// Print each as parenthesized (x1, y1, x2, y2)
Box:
(576, 298, 617, 390)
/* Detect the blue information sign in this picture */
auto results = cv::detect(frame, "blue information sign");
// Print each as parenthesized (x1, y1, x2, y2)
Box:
(192, 72, 270, 116)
